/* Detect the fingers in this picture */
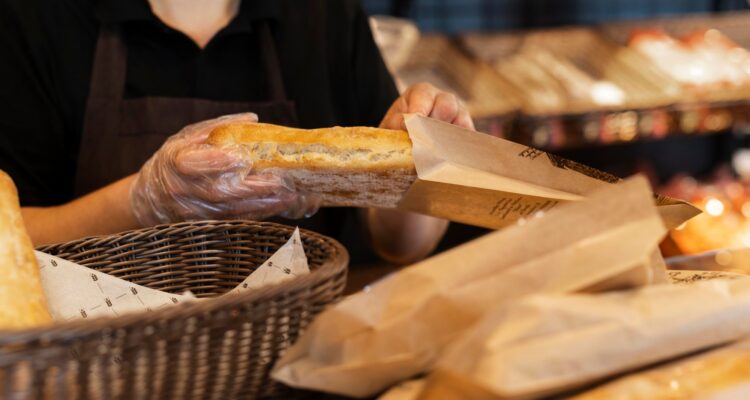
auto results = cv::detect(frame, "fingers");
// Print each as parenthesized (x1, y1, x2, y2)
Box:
(168, 174, 280, 204)
(166, 168, 295, 205)
(221, 191, 319, 220)
(379, 95, 409, 130)
(405, 82, 440, 116)
(173, 113, 263, 177)
(379, 83, 441, 130)
(379, 112, 407, 131)
(379, 82, 476, 131)
(173, 146, 247, 177)
(452, 104, 476, 131)
(172, 183, 319, 221)
(430, 92, 460, 123)
(277, 192, 322, 219)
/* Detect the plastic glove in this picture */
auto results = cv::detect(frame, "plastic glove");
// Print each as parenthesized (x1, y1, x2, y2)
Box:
(130, 113, 320, 226)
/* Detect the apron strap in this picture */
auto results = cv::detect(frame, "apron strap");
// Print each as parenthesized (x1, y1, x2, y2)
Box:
(258, 22, 288, 102)
(74, 23, 127, 195)
(88, 24, 127, 100)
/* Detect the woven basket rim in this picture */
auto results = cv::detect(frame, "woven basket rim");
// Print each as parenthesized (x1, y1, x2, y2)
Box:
(0, 220, 348, 344)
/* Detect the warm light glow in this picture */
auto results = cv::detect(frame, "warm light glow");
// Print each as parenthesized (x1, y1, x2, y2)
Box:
(591, 81, 625, 106)
(705, 198, 725, 217)
(742, 202, 750, 218)
(733, 150, 750, 179)
(675, 222, 687, 231)
(715, 250, 733, 266)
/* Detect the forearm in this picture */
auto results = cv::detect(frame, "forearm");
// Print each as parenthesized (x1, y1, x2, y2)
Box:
(362, 208, 448, 265)
(21, 175, 140, 246)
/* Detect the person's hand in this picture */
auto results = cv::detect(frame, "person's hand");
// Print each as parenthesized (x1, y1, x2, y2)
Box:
(130, 113, 320, 226)
(372, 83, 467, 264)
(379, 82, 475, 131)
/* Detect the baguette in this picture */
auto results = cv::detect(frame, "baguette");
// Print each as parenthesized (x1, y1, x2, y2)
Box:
(207, 123, 417, 208)
(573, 343, 750, 400)
(0, 171, 51, 328)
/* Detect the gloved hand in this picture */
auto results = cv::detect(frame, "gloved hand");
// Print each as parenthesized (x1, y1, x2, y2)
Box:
(130, 113, 320, 226)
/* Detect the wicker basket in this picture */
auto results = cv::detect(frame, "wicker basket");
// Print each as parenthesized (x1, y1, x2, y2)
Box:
(0, 220, 348, 400)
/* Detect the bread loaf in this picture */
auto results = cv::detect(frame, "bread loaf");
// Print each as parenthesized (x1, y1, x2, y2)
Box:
(207, 123, 417, 208)
(573, 345, 750, 400)
(0, 171, 51, 328)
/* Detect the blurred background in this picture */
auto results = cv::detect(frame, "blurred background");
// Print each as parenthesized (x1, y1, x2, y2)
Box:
(360, 0, 750, 265)
(363, 0, 750, 32)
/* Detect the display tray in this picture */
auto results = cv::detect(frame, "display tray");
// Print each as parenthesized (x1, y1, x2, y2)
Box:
(459, 19, 750, 150)
(602, 11, 750, 51)
(601, 11, 750, 105)
(461, 27, 682, 116)
(435, 12, 750, 149)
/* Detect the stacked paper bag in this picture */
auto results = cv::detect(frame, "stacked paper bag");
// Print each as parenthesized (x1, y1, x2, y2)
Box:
(419, 278, 750, 399)
(373, 174, 750, 400)
(272, 177, 676, 397)
(379, 272, 750, 400)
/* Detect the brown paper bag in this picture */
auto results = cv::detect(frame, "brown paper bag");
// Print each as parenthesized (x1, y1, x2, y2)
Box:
(400, 115, 699, 230)
(272, 176, 667, 398)
(423, 278, 750, 400)
(572, 338, 750, 400)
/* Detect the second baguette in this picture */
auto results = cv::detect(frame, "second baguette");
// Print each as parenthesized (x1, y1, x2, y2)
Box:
(207, 123, 418, 208)
(0, 171, 52, 329)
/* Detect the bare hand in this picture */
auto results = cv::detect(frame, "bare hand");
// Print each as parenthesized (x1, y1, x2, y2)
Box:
(380, 82, 475, 131)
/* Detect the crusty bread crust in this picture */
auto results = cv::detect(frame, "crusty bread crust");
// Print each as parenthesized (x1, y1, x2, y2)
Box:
(207, 123, 418, 208)
(0, 170, 52, 328)
(573, 349, 750, 400)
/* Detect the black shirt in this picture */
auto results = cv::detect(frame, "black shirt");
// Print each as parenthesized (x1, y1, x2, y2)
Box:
(0, 0, 398, 206)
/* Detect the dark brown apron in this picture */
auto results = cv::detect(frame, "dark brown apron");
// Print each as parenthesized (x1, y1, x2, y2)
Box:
(75, 22, 297, 195)
(73, 22, 351, 238)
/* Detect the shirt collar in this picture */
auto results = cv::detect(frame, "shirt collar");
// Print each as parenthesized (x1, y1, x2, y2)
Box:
(96, 0, 282, 30)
